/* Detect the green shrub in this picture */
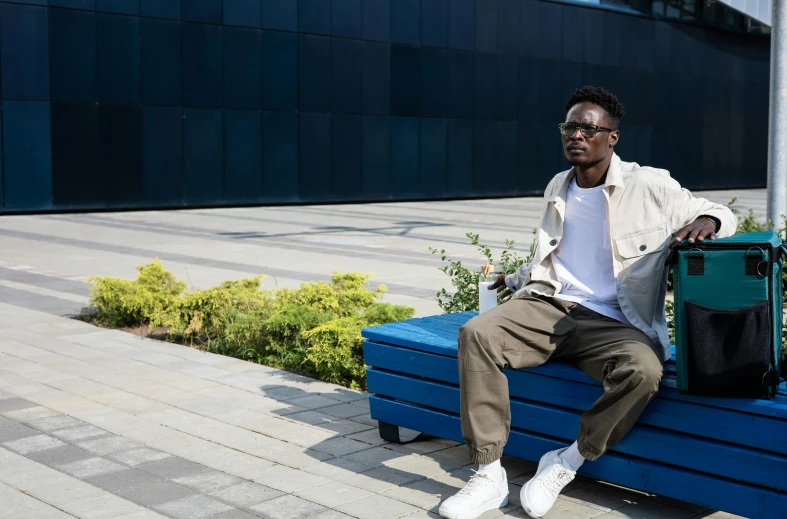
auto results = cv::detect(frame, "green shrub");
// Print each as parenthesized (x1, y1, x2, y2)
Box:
(88, 259, 186, 327)
(156, 276, 271, 342)
(429, 232, 536, 313)
(303, 316, 367, 389)
(363, 302, 416, 326)
(86, 264, 414, 389)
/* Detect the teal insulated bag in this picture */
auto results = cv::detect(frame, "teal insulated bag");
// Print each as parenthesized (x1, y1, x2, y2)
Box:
(671, 231, 785, 399)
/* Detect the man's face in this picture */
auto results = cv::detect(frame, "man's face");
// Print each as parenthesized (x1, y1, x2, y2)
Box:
(561, 102, 619, 168)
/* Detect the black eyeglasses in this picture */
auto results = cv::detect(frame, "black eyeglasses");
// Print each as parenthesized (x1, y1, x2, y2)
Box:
(558, 123, 616, 138)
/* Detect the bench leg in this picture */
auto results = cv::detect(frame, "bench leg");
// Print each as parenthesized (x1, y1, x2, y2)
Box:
(378, 421, 401, 443)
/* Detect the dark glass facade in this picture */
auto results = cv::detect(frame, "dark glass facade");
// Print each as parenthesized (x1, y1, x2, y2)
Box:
(0, 0, 772, 213)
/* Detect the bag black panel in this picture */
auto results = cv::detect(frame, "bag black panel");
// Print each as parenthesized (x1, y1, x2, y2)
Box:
(685, 300, 772, 397)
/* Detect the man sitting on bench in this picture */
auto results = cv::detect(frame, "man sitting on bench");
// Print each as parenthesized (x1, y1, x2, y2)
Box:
(438, 86, 737, 519)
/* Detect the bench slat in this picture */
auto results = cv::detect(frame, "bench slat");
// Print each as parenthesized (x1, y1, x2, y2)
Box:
(364, 341, 787, 455)
(367, 368, 787, 491)
(370, 396, 787, 519)
(362, 316, 787, 415)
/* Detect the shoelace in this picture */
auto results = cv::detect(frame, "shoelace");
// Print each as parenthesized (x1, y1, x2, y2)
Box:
(457, 470, 494, 496)
(541, 465, 572, 497)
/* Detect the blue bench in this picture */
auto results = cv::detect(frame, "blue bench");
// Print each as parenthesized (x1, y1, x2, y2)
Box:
(362, 312, 787, 519)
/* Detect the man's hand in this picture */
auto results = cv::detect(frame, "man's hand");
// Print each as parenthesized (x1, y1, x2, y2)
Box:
(488, 274, 514, 302)
(670, 217, 717, 248)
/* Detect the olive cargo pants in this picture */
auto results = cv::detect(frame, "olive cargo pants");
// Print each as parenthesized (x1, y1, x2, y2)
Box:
(458, 295, 663, 464)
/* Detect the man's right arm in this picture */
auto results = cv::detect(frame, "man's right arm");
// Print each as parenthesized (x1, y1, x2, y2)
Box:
(503, 177, 556, 292)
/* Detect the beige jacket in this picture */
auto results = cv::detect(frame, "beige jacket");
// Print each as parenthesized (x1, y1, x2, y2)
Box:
(504, 154, 738, 361)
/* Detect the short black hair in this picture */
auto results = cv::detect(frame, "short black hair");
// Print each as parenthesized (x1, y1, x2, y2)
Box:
(565, 86, 625, 128)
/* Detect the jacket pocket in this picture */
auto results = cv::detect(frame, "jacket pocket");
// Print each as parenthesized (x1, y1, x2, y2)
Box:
(614, 226, 668, 259)
(614, 226, 669, 293)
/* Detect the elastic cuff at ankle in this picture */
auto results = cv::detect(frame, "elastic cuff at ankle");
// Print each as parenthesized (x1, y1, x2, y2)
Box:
(469, 447, 504, 465)
(576, 438, 602, 461)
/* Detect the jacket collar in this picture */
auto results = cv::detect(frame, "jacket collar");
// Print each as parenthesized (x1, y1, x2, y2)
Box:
(548, 153, 624, 204)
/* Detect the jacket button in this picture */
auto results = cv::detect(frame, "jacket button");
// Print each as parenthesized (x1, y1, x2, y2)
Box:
(639, 244, 647, 251)
(549, 239, 558, 246)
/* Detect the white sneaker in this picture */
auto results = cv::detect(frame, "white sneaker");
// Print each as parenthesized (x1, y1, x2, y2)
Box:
(520, 449, 576, 518)
(438, 468, 509, 519)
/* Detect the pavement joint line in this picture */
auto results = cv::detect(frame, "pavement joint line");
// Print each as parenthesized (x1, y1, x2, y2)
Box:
(0, 227, 436, 300)
(0, 344, 368, 467)
(0, 280, 91, 304)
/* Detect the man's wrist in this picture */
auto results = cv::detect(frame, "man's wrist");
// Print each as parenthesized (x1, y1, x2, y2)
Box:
(698, 214, 721, 233)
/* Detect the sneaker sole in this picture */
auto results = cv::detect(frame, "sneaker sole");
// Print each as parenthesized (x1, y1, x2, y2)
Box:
(438, 494, 509, 519)
(521, 479, 545, 519)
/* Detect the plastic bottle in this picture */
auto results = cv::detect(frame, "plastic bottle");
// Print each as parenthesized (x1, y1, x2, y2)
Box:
(478, 264, 499, 314)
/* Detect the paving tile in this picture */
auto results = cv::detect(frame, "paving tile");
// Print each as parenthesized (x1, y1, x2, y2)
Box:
(25, 414, 84, 432)
(349, 415, 378, 428)
(248, 494, 327, 518)
(138, 456, 211, 480)
(649, 494, 711, 514)
(77, 435, 142, 455)
(0, 482, 51, 517)
(16, 507, 75, 519)
(336, 493, 420, 519)
(340, 465, 426, 493)
(109, 447, 172, 467)
(423, 445, 473, 467)
(208, 481, 283, 508)
(173, 470, 244, 493)
(52, 424, 110, 442)
(59, 457, 127, 479)
(27, 444, 94, 467)
(602, 499, 696, 519)
(520, 496, 604, 519)
(252, 464, 329, 493)
(206, 510, 262, 519)
(281, 410, 342, 426)
(432, 467, 475, 491)
(287, 395, 343, 410)
(25, 479, 107, 506)
(385, 454, 453, 478)
(112, 509, 174, 518)
(3, 434, 64, 454)
(84, 468, 164, 493)
(154, 495, 233, 519)
(500, 456, 538, 480)
(260, 386, 309, 401)
(58, 493, 142, 518)
(563, 482, 647, 512)
(294, 480, 373, 508)
(319, 390, 367, 403)
(0, 398, 38, 413)
(383, 477, 461, 510)
(307, 511, 358, 519)
(3, 406, 60, 422)
(343, 446, 405, 467)
(319, 403, 369, 419)
(309, 436, 373, 457)
(0, 421, 40, 442)
(313, 419, 374, 436)
(343, 428, 392, 447)
(301, 457, 373, 481)
(117, 480, 198, 508)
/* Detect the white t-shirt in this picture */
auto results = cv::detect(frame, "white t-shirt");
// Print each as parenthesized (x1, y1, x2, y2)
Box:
(552, 179, 629, 324)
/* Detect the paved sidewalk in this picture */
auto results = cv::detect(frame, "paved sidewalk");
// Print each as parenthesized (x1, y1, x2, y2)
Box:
(0, 189, 765, 319)
(0, 303, 743, 519)
(0, 192, 762, 518)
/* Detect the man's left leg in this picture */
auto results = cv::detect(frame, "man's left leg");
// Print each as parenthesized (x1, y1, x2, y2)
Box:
(520, 308, 663, 518)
